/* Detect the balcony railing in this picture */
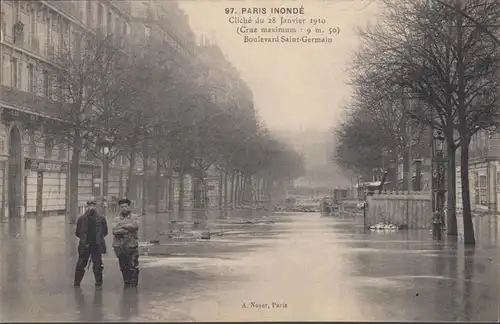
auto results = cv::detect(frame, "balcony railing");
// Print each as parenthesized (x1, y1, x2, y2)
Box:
(0, 85, 63, 117)
(48, 1, 79, 21)
(111, 0, 131, 16)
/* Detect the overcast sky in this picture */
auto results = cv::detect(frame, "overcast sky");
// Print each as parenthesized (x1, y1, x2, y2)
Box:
(180, 0, 378, 132)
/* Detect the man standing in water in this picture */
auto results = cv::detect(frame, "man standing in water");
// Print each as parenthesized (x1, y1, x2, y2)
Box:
(112, 198, 140, 288)
(74, 197, 108, 287)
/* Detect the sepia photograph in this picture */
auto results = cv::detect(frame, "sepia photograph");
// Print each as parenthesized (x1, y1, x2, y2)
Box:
(0, 0, 499, 321)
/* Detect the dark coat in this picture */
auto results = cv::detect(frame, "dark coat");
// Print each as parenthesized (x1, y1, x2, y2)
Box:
(75, 209, 108, 254)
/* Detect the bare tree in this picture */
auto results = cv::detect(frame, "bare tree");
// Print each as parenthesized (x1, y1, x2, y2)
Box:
(350, 0, 500, 244)
(45, 34, 125, 223)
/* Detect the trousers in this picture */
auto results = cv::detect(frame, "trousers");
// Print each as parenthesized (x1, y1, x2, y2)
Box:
(74, 243, 103, 286)
(117, 248, 139, 286)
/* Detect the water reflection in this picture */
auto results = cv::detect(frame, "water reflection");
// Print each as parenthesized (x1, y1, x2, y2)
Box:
(74, 288, 86, 321)
(120, 288, 139, 320)
(350, 233, 497, 321)
(461, 247, 475, 321)
(91, 289, 104, 322)
(73, 288, 105, 322)
(35, 217, 43, 233)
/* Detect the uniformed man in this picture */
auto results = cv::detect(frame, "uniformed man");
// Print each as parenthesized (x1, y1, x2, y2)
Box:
(112, 198, 140, 288)
(74, 197, 108, 287)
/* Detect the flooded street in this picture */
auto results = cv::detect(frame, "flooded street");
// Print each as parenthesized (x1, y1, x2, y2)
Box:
(1, 211, 498, 321)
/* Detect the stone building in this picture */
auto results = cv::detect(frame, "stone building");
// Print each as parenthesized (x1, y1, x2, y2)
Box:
(0, 0, 255, 217)
(455, 130, 500, 213)
(0, 0, 135, 218)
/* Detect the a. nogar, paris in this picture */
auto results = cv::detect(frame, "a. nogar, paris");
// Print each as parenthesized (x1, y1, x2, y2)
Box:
(0, 0, 499, 322)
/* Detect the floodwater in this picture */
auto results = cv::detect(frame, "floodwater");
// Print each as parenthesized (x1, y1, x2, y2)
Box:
(0, 210, 498, 321)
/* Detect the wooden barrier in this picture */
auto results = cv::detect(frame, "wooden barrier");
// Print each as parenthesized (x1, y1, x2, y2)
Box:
(365, 191, 432, 229)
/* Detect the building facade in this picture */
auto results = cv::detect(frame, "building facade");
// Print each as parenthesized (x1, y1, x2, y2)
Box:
(0, 0, 134, 218)
(455, 130, 500, 213)
(0, 0, 254, 217)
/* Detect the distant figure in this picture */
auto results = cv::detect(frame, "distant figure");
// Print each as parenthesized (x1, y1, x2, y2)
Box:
(74, 197, 108, 287)
(112, 198, 140, 288)
(110, 196, 118, 212)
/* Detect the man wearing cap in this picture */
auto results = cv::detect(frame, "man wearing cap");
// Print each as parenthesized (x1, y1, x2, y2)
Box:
(74, 197, 108, 287)
(112, 198, 141, 288)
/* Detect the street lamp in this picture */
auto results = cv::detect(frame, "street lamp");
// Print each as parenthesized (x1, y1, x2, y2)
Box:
(99, 136, 114, 217)
(432, 131, 445, 241)
(357, 175, 362, 200)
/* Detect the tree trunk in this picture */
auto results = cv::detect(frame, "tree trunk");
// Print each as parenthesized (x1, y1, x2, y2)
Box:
(247, 175, 252, 202)
(460, 141, 475, 245)
(402, 149, 409, 191)
(247, 176, 251, 202)
(167, 159, 174, 212)
(244, 175, 249, 202)
(446, 142, 458, 236)
(455, 2, 474, 245)
(218, 169, 224, 208)
(193, 162, 203, 209)
(223, 171, 228, 209)
(155, 152, 161, 214)
(178, 162, 185, 212)
(68, 137, 81, 224)
(102, 156, 110, 217)
(141, 142, 149, 215)
(125, 146, 136, 199)
(230, 173, 236, 209)
(235, 173, 240, 207)
(257, 177, 261, 202)
(239, 173, 245, 203)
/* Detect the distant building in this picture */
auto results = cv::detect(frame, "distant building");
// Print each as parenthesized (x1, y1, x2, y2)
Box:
(456, 130, 500, 213)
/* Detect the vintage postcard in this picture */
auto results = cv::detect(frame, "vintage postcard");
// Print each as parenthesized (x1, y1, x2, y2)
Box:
(0, 0, 498, 322)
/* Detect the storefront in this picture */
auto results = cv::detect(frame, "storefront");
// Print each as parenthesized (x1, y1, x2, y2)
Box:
(456, 161, 499, 213)
(24, 158, 67, 217)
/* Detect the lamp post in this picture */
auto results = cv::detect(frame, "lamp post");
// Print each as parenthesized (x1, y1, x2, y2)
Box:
(357, 175, 362, 200)
(99, 136, 114, 217)
(433, 131, 445, 241)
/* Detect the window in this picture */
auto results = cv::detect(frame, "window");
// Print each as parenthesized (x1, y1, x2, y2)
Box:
(28, 131, 37, 157)
(30, 9, 36, 40)
(479, 174, 487, 205)
(46, 17, 52, 45)
(43, 71, 50, 97)
(86, 0, 92, 27)
(97, 4, 104, 31)
(11, 57, 18, 88)
(58, 144, 66, 161)
(44, 138, 53, 159)
(72, 31, 81, 53)
(28, 63, 34, 92)
(107, 11, 113, 34)
(51, 75, 59, 101)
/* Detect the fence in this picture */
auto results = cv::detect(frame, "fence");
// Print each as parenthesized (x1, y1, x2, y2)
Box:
(364, 191, 432, 229)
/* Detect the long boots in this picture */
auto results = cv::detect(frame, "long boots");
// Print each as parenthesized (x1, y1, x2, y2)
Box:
(121, 269, 131, 287)
(74, 269, 85, 287)
(93, 263, 104, 287)
(129, 268, 139, 287)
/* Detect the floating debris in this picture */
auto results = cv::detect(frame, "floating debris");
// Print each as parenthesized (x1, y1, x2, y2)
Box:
(138, 242, 155, 247)
(369, 223, 399, 231)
